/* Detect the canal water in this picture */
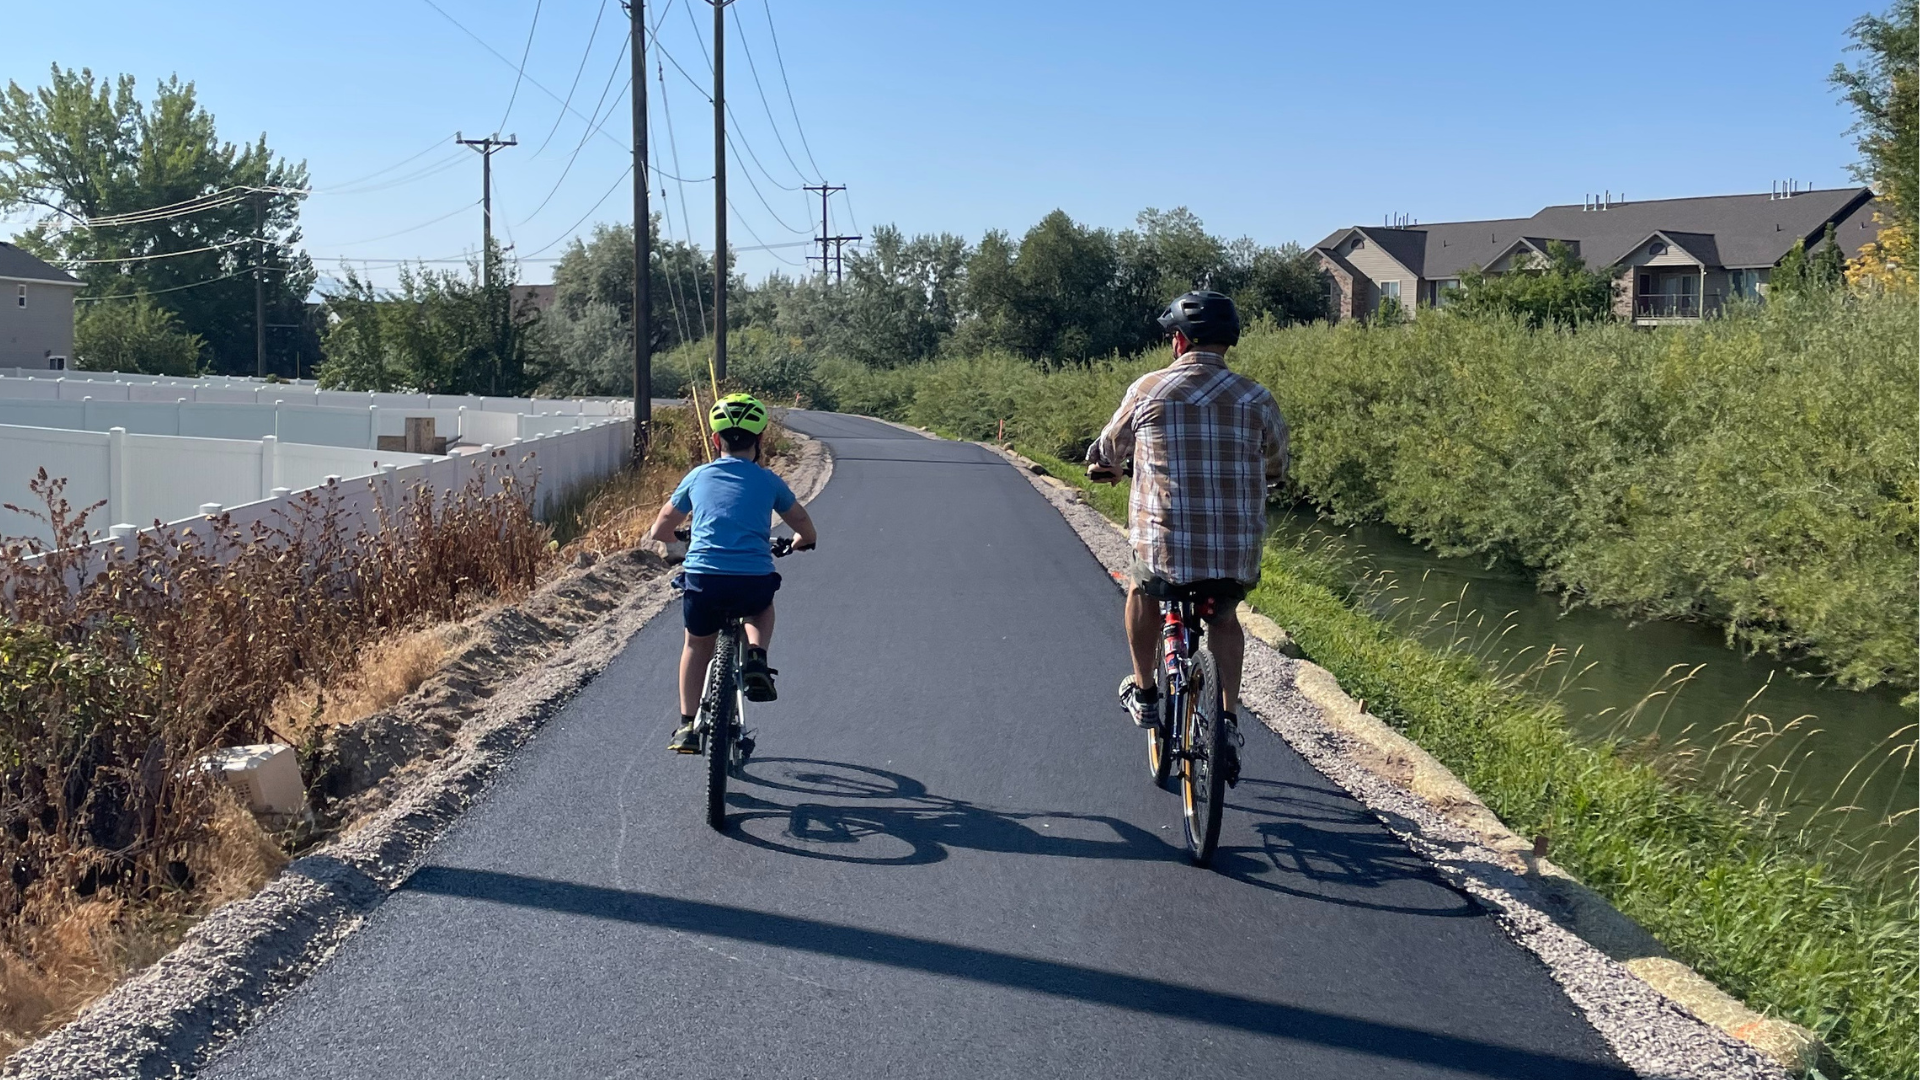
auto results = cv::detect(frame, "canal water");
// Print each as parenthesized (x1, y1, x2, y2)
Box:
(1270, 510, 1917, 850)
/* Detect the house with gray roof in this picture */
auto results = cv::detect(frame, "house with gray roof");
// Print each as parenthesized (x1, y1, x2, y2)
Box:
(0, 242, 82, 369)
(1313, 186, 1880, 324)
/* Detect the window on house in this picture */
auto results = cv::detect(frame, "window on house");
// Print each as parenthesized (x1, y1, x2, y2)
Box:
(1379, 280, 1401, 301)
(1350, 237, 1365, 251)
(15, 285, 23, 308)
(1433, 279, 1459, 306)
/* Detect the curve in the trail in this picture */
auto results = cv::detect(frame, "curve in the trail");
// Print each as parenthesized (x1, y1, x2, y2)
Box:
(204, 411, 1629, 1080)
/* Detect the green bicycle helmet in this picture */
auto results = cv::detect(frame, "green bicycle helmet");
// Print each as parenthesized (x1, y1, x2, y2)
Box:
(708, 392, 770, 436)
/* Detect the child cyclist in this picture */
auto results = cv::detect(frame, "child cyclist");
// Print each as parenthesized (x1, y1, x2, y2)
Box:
(650, 394, 818, 753)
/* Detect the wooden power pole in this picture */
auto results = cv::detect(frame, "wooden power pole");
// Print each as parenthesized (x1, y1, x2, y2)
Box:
(456, 133, 518, 289)
(710, 0, 730, 382)
(253, 190, 266, 378)
(626, 0, 651, 454)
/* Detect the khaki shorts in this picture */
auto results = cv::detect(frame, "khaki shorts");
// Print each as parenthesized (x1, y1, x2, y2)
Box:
(1126, 557, 1256, 602)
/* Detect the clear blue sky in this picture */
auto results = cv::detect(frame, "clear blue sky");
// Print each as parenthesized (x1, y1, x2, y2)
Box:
(1, 0, 1873, 290)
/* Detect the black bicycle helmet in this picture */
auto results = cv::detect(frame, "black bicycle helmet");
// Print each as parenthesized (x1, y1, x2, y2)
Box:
(1157, 290, 1241, 347)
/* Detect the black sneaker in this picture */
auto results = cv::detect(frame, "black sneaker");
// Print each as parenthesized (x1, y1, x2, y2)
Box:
(741, 650, 778, 703)
(668, 718, 700, 754)
(1118, 677, 1160, 728)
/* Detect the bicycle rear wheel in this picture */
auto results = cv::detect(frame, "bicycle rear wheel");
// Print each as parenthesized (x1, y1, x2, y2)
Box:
(1180, 646, 1228, 865)
(705, 632, 739, 831)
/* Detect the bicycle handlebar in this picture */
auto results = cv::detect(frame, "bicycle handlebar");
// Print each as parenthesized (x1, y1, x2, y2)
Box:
(672, 527, 809, 557)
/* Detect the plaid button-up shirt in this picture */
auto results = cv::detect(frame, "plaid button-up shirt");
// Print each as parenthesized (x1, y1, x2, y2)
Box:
(1086, 352, 1288, 585)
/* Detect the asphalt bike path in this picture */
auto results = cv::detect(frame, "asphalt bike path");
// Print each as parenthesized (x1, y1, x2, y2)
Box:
(204, 412, 1630, 1079)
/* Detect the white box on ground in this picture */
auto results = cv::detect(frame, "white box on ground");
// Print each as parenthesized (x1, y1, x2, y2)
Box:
(204, 743, 307, 816)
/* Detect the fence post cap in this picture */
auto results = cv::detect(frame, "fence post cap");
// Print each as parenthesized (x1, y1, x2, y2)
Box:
(199, 502, 223, 515)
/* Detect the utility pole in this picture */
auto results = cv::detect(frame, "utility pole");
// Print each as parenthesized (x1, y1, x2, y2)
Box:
(803, 183, 843, 276)
(625, 0, 651, 454)
(708, 1, 732, 382)
(456, 132, 518, 289)
(803, 182, 858, 285)
(253, 190, 266, 378)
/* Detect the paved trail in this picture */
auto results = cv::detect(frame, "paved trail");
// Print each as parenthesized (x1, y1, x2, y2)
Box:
(205, 413, 1629, 1079)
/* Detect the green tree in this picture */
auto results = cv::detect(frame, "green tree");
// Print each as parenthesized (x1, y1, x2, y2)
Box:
(72, 295, 203, 375)
(963, 210, 1125, 363)
(0, 66, 314, 376)
(1772, 223, 1848, 297)
(1449, 241, 1615, 326)
(316, 245, 534, 395)
(1832, 0, 1918, 234)
(1229, 240, 1332, 326)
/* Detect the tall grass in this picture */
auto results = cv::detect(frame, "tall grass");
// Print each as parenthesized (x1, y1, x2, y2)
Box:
(1018, 441, 1916, 1080)
(0, 460, 547, 1046)
(814, 291, 1918, 692)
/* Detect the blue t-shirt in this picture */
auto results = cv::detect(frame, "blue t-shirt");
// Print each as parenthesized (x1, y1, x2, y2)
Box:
(671, 456, 798, 576)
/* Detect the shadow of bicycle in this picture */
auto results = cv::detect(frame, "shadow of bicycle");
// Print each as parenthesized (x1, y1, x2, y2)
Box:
(1207, 777, 1477, 917)
(725, 758, 1181, 867)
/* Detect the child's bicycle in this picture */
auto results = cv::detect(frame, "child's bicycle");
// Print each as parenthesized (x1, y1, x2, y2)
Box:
(672, 534, 805, 831)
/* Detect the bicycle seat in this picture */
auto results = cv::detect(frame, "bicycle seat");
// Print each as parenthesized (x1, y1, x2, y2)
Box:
(1139, 576, 1246, 603)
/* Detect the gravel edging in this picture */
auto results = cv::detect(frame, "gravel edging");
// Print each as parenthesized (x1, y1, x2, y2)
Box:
(2, 431, 834, 1080)
(979, 441, 1799, 1080)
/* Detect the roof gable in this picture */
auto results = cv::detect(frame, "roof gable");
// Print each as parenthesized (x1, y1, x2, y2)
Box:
(0, 243, 81, 285)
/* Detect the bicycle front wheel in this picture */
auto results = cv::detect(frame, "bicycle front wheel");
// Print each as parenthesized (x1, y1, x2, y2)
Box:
(1146, 669, 1172, 788)
(705, 634, 739, 831)
(1180, 646, 1228, 865)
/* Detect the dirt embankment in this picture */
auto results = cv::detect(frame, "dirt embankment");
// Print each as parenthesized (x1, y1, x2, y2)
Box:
(1, 423, 831, 1080)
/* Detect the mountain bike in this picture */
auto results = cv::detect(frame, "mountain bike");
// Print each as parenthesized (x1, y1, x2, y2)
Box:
(1142, 583, 1231, 866)
(674, 535, 805, 831)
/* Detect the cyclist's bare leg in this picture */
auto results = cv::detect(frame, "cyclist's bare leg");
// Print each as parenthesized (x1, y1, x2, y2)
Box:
(743, 605, 775, 650)
(1125, 587, 1158, 690)
(679, 632, 717, 717)
(1202, 606, 1244, 714)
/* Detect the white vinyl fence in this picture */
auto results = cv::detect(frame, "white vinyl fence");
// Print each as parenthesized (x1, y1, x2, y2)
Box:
(0, 372, 634, 417)
(0, 396, 611, 450)
(0, 417, 632, 548)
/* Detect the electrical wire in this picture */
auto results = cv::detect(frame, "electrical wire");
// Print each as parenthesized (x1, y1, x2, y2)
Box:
(73, 267, 254, 302)
(498, 0, 546, 132)
(318, 200, 482, 249)
(58, 236, 260, 264)
(529, 0, 610, 157)
(760, 0, 826, 182)
(515, 36, 632, 226)
(656, 55, 710, 339)
(303, 135, 456, 193)
(730, 2, 813, 187)
(418, 0, 632, 155)
(521, 164, 634, 259)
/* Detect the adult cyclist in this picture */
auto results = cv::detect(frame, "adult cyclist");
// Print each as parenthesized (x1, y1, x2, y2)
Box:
(650, 393, 817, 754)
(1085, 291, 1288, 784)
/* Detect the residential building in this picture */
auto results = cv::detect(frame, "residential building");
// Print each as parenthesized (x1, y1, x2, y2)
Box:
(1314, 187, 1880, 324)
(0, 242, 81, 368)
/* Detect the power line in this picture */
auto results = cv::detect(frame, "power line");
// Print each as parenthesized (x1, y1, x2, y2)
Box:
(529, 0, 609, 157)
(759, 0, 825, 182)
(730, 2, 812, 187)
(521, 163, 635, 259)
(306, 135, 454, 192)
(418, 0, 628, 154)
(498, 0, 546, 132)
(321, 200, 481, 248)
(57, 236, 262, 265)
(515, 36, 632, 226)
(74, 267, 255, 302)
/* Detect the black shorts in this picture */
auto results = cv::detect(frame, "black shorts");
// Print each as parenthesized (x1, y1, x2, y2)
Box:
(681, 572, 782, 636)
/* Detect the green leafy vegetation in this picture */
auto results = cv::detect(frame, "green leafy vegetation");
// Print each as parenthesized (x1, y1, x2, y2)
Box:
(799, 292, 1916, 693)
(1017, 443, 1916, 1080)
(72, 295, 203, 375)
(1448, 240, 1616, 326)
(0, 66, 316, 376)
(315, 246, 536, 395)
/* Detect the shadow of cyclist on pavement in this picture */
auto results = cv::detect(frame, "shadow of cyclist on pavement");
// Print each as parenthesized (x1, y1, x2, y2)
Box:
(725, 758, 1180, 867)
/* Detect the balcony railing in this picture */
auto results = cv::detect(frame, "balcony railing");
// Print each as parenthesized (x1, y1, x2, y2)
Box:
(1636, 294, 1700, 319)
